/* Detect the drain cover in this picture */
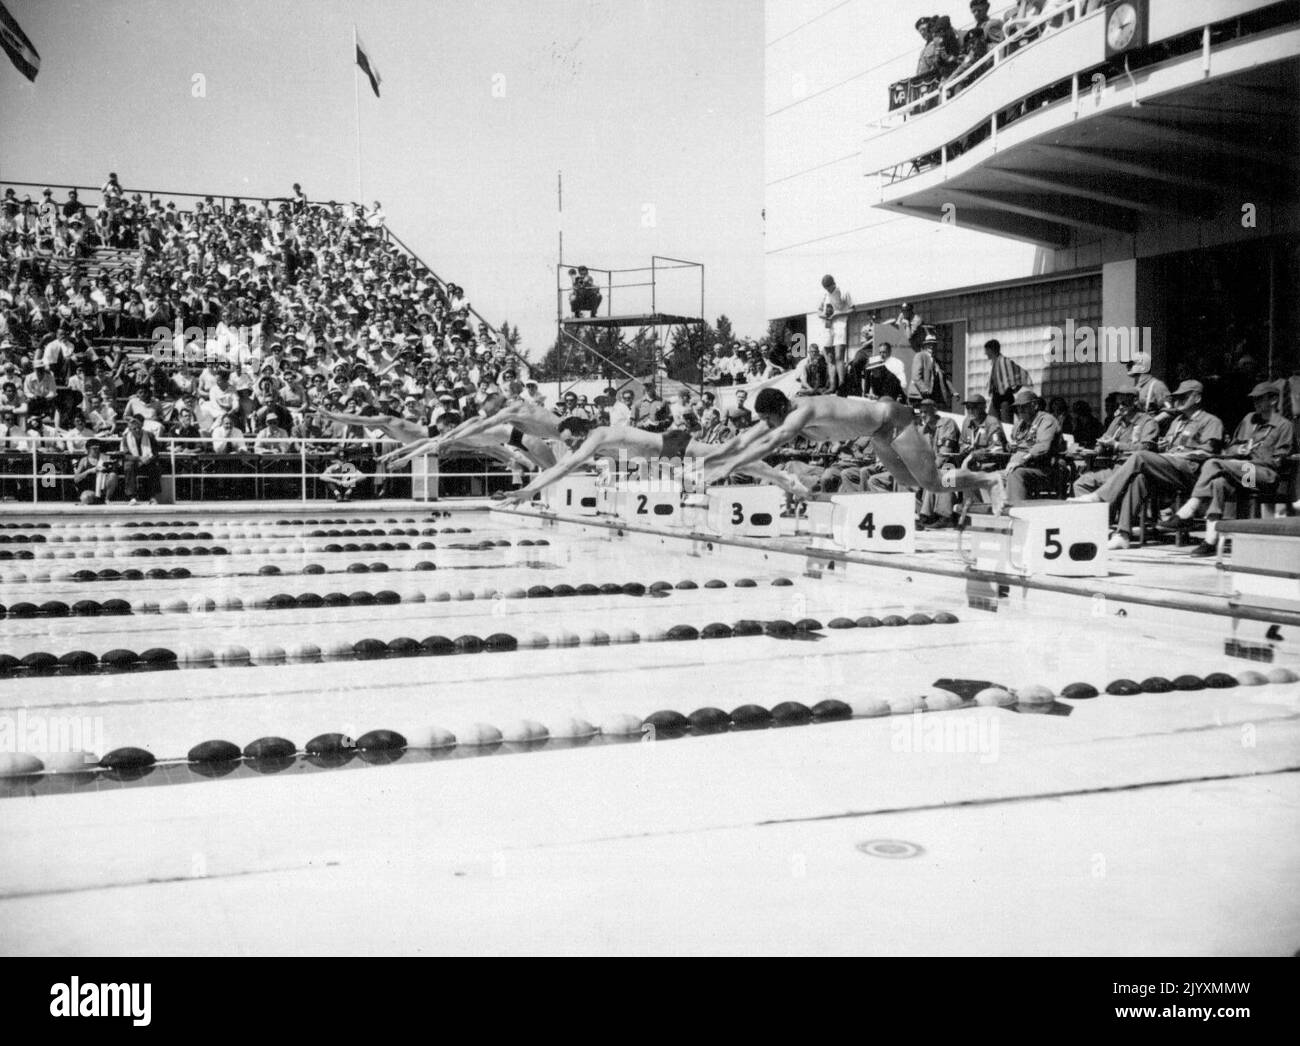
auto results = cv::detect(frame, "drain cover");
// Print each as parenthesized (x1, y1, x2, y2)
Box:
(856, 839, 924, 859)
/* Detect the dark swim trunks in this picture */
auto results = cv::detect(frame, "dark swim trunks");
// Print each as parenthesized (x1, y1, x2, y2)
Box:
(660, 428, 692, 460)
(508, 426, 526, 449)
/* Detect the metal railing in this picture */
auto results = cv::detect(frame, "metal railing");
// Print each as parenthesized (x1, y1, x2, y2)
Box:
(0, 435, 517, 504)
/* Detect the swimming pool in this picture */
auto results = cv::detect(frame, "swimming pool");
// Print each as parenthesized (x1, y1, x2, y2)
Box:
(1, 503, 1297, 955)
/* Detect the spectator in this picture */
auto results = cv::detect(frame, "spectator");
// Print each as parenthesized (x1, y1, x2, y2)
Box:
(918, 398, 960, 527)
(865, 345, 906, 401)
(957, 393, 1009, 469)
(1127, 352, 1171, 415)
(254, 414, 295, 455)
(669, 391, 698, 433)
(120, 414, 161, 504)
(795, 343, 833, 395)
(726, 389, 755, 430)
(967, 0, 1005, 44)
(321, 448, 364, 501)
(211, 412, 248, 454)
(611, 387, 637, 426)
(985, 339, 1027, 423)
(1069, 399, 1102, 447)
(1002, 389, 1062, 503)
(72, 438, 119, 504)
(22, 359, 58, 415)
(1164, 381, 1294, 556)
(1073, 380, 1224, 551)
(1072, 389, 1159, 497)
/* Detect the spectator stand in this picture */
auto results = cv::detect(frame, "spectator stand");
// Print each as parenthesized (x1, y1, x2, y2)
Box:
(555, 255, 705, 402)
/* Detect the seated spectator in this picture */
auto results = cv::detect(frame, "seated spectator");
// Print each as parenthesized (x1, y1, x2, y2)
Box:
(1073, 380, 1224, 550)
(1163, 381, 1294, 556)
(699, 408, 727, 444)
(611, 387, 637, 427)
(0, 378, 26, 417)
(1069, 399, 1102, 447)
(72, 438, 119, 504)
(120, 415, 161, 505)
(211, 412, 248, 454)
(1047, 395, 1072, 437)
(0, 408, 21, 448)
(958, 393, 1009, 470)
(918, 398, 961, 526)
(89, 391, 119, 433)
(22, 359, 58, 416)
(1071, 389, 1158, 496)
(794, 344, 833, 395)
(58, 409, 97, 455)
(668, 391, 698, 433)
(254, 415, 295, 455)
(1002, 389, 1062, 503)
(725, 388, 755, 430)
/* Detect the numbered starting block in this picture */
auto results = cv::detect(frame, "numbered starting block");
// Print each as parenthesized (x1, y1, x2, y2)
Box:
(959, 501, 1108, 577)
(829, 492, 915, 554)
(614, 479, 682, 526)
(794, 499, 836, 539)
(547, 473, 601, 516)
(706, 485, 784, 538)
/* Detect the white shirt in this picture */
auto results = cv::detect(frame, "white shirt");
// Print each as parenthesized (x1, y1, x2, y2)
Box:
(821, 286, 852, 317)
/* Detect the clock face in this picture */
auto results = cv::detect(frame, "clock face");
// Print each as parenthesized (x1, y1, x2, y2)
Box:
(1108, 3, 1138, 50)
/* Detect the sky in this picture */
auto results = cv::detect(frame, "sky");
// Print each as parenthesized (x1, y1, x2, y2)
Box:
(1, 0, 765, 355)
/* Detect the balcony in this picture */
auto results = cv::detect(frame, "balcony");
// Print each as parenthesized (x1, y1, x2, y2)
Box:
(864, 0, 1300, 246)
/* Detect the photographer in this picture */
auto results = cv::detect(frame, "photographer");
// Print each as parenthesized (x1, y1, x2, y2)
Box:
(73, 438, 119, 504)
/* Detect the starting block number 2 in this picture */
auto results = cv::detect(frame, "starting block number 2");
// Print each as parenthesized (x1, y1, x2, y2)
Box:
(636, 494, 675, 518)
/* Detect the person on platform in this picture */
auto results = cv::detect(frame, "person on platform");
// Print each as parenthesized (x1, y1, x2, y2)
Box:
(1161, 381, 1294, 556)
(699, 390, 1005, 511)
(1072, 380, 1224, 550)
(818, 275, 853, 395)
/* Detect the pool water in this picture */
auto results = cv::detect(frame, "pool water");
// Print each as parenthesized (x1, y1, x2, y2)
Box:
(1, 504, 1297, 955)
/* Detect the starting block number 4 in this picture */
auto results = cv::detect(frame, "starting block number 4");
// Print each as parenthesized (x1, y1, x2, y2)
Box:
(830, 492, 915, 553)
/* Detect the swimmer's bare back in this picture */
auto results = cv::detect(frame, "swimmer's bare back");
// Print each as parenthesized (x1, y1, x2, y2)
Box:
(781, 395, 907, 443)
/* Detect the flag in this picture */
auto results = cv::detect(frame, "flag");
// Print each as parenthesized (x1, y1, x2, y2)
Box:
(0, 1, 40, 82)
(355, 32, 380, 97)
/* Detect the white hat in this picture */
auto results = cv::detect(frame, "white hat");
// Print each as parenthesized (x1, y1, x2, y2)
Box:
(1127, 353, 1152, 376)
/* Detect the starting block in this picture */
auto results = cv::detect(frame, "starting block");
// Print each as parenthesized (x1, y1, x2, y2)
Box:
(794, 499, 836, 538)
(706, 485, 783, 538)
(548, 473, 601, 516)
(829, 492, 915, 554)
(614, 479, 682, 525)
(959, 501, 1108, 577)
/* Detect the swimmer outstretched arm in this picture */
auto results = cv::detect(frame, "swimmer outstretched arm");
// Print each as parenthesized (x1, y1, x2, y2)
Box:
(736, 461, 811, 497)
(704, 409, 811, 484)
(500, 429, 608, 504)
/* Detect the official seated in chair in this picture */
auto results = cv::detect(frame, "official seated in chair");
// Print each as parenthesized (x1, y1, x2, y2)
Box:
(1072, 380, 1224, 551)
(918, 398, 960, 527)
(1071, 388, 1159, 496)
(1163, 380, 1295, 557)
(1002, 389, 1061, 504)
(957, 393, 1008, 471)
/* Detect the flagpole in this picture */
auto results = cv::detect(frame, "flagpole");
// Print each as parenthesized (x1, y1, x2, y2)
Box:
(352, 25, 363, 204)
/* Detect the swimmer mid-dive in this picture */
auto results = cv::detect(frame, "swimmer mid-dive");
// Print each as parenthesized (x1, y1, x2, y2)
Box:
(380, 393, 559, 472)
(498, 417, 813, 505)
(700, 390, 1005, 513)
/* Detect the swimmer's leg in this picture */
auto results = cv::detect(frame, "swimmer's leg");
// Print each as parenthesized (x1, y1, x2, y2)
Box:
(875, 424, 1005, 514)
